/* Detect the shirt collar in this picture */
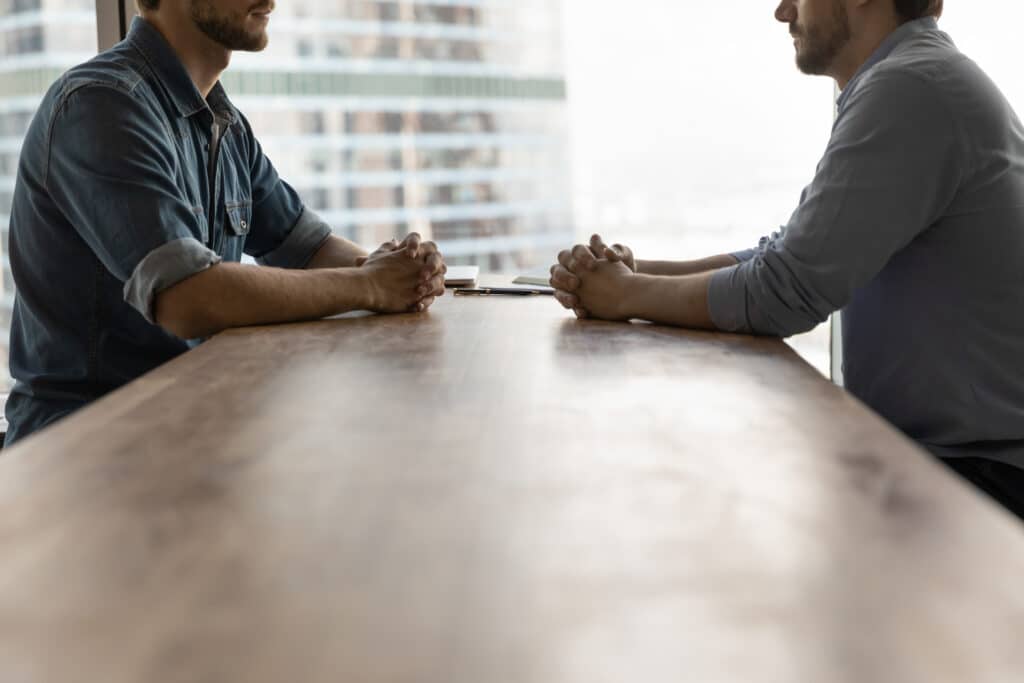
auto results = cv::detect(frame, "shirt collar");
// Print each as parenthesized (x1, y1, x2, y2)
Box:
(836, 17, 939, 111)
(127, 16, 239, 125)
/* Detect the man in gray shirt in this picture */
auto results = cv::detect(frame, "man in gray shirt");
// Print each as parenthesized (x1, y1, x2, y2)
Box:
(550, 0, 1024, 517)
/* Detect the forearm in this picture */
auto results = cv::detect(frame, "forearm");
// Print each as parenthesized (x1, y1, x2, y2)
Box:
(637, 254, 739, 277)
(620, 271, 718, 330)
(306, 234, 369, 269)
(155, 262, 371, 339)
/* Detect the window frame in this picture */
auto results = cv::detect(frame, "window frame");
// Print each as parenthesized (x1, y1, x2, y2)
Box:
(95, 0, 134, 51)
(87, 2, 842, 383)
(829, 86, 843, 387)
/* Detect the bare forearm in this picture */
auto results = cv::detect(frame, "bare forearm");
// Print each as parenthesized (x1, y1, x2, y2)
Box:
(637, 254, 739, 277)
(155, 262, 370, 339)
(620, 271, 718, 330)
(306, 234, 369, 269)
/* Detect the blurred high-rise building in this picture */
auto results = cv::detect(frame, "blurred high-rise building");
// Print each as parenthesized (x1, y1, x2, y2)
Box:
(0, 0, 574, 382)
(230, 0, 573, 267)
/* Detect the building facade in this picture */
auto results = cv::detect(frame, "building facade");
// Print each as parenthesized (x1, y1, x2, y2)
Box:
(0, 0, 573, 381)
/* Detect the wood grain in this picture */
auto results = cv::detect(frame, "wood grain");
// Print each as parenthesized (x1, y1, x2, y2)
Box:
(1, 294, 1023, 683)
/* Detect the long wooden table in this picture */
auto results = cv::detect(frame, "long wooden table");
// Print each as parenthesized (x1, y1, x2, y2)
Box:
(1, 293, 1023, 682)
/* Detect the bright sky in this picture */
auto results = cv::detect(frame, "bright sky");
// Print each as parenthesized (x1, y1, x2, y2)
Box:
(560, 1, 1024, 258)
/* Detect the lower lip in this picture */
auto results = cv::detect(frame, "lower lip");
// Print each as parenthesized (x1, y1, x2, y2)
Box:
(251, 13, 271, 22)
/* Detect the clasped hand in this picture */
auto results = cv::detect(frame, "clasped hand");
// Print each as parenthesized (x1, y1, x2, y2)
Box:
(355, 233, 447, 313)
(549, 234, 637, 321)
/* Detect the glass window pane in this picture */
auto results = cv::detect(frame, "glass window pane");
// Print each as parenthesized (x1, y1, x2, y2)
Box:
(7, 4, 1018, 392)
(562, 4, 1024, 377)
(1, 0, 99, 390)
(562, 1, 835, 374)
(940, 3, 1024, 112)
(228, 0, 574, 272)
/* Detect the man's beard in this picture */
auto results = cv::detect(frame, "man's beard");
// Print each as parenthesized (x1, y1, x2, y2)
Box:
(792, 0, 851, 76)
(190, 0, 270, 52)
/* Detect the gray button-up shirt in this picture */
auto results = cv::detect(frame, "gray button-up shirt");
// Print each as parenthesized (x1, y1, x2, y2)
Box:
(4, 18, 332, 445)
(708, 18, 1024, 465)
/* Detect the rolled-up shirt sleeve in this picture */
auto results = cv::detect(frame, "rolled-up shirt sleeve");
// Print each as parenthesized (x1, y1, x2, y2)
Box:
(731, 248, 759, 263)
(45, 84, 220, 323)
(255, 207, 333, 269)
(731, 227, 787, 263)
(124, 238, 221, 323)
(708, 67, 965, 337)
(238, 114, 332, 269)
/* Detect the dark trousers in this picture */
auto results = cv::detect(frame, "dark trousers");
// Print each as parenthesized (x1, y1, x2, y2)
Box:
(942, 457, 1024, 522)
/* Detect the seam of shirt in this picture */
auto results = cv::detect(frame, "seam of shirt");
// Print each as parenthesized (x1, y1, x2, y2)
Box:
(42, 80, 141, 193)
(869, 63, 970, 191)
(833, 66, 967, 216)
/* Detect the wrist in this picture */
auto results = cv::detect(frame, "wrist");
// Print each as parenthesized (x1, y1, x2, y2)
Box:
(616, 273, 646, 320)
(336, 267, 376, 311)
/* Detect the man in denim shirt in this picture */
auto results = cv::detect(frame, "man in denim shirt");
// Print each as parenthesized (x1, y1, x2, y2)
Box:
(550, 2, 1024, 517)
(4, 0, 448, 446)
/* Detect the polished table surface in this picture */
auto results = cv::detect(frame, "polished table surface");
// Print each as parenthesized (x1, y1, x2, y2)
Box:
(1, 294, 1024, 682)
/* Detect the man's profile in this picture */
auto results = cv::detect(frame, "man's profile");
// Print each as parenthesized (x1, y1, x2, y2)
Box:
(3, 0, 448, 446)
(550, 0, 1024, 517)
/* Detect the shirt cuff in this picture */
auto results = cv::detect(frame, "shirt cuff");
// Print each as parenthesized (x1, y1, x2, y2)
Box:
(733, 228, 784, 264)
(123, 237, 222, 324)
(707, 263, 753, 334)
(257, 207, 333, 269)
(731, 248, 758, 263)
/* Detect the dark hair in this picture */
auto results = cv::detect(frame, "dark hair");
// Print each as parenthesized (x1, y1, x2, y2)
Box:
(893, 0, 942, 21)
(137, 0, 160, 10)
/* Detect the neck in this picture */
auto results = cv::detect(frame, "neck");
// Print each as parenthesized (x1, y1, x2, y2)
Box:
(141, 13, 230, 98)
(832, 12, 904, 90)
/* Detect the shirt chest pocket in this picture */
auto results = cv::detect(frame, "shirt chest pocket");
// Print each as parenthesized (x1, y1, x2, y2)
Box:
(222, 199, 253, 260)
(225, 199, 252, 236)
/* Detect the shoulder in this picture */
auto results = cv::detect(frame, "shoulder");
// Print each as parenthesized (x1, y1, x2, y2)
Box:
(48, 44, 167, 127)
(59, 42, 150, 98)
(44, 77, 177, 156)
(887, 28, 966, 81)
(846, 29, 975, 121)
(840, 58, 957, 136)
(39, 61, 179, 181)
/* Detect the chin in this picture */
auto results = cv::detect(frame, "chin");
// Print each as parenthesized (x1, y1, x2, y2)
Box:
(240, 32, 269, 52)
(795, 53, 826, 76)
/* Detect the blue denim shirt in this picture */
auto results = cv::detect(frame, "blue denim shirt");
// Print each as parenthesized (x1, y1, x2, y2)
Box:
(709, 19, 1024, 465)
(4, 18, 331, 446)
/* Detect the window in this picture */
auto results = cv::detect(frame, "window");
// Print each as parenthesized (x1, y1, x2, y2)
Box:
(229, 0, 572, 266)
(0, 0, 99, 387)
(1, 3, 1019, 389)
(940, 3, 1024, 113)
(562, 3, 1024, 377)
(562, 1, 835, 374)
(0, 0, 573, 388)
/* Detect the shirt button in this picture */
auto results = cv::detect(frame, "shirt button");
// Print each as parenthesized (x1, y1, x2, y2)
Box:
(240, 220, 248, 230)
